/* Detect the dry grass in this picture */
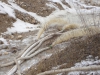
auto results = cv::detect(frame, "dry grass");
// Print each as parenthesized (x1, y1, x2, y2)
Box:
(23, 33, 100, 75)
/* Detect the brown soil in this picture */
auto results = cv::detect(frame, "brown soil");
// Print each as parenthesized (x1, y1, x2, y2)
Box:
(15, 10, 39, 24)
(62, 0, 71, 8)
(0, 0, 100, 75)
(51, 2, 64, 10)
(0, 0, 8, 3)
(15, 0, 71, 17)
(0, 14, 16, 34)
(15, 0, 55, 17)
(23, 34, 100, 75)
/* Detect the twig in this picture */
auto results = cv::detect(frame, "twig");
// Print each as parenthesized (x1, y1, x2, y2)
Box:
(14, 58, 21, 75)
(0, 40, 40, 67)
(26, 34, 54, 56)
(26, 32, 62, 56)
(25, 41, 42, 56)
(7, 65, 17, 75)
(6, 32, 61, 75)
(19, 47, 50, 60)
(19, 32, 62, 60)
(37, 65, 100, 75)
(1, 34, 54, 67)
(0, 61, 14, 67)
(20, 40, 40, 57)
(16, 42, 37, 58)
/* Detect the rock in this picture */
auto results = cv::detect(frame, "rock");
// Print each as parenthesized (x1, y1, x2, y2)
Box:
(0, 50, 9, 55)
(2, 34, 9, 39)
(10, 46, 18, 53)
(10, 35, 14, 39)
(32, 19, 36, 23)
(0, 40, 4, 44)
(11, 33, 15, 35)
(17, 35, 23, 39)
(2, 45, 8, 49)
(3, 51, 9, 55)
(33, 20, 39, 24)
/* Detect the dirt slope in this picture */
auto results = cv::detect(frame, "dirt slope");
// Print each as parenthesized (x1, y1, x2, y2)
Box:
(0, 0, 100, 75)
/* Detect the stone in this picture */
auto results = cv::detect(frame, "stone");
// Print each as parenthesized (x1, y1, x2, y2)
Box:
(0, 40, 4, 44)
(17, 35, 23, 39)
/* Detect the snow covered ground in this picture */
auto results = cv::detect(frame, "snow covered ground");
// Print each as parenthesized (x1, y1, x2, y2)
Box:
(0, 0, 99, 48)
(55, 55, 100, 75)
(0, 0, 100, 34)
(0, 0, 100, 75)
(68, 55, 100, 75)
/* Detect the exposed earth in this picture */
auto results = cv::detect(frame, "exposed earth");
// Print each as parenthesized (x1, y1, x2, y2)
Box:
(0, 0, 100, 75)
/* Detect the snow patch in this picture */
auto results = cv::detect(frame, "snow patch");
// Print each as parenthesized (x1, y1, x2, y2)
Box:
(47, 0, 100, 14)
(0, 1, 15, 18)
(6, 19, 39, 34)
(48, 0, 69, 9)
(8, 1, 44, 23)
(68, 55, 100, 75)
(56, 55, 100, 75)
(46, 3, 60, 10)
(21, 59, 38, 72)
